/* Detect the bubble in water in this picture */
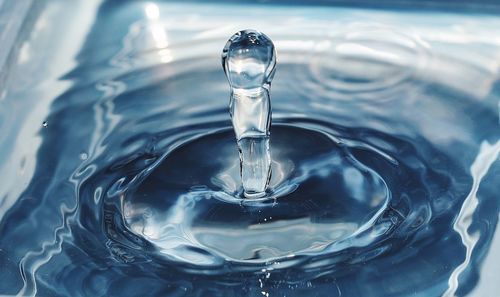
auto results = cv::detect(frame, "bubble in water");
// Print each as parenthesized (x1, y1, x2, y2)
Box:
(222, 29, 276, 198)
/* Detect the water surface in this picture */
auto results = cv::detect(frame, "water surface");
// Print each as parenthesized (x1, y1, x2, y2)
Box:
(0, 1, 499, 296)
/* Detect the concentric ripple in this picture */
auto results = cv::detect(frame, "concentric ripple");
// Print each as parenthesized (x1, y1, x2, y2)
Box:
(121, 125, 390, 265)
(308, 26, 429, 94)
(1, 2, 499, 297)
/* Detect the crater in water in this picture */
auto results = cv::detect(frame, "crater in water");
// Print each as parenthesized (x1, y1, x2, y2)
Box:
(122, 126, 390, 264)
(1, 2, 499, 297)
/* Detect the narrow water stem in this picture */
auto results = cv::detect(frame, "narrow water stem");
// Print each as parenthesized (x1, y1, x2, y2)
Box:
(222, 30, 276, 197)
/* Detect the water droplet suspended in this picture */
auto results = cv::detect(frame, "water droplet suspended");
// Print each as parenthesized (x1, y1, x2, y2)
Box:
(222, 29, 276, 198)
(42, 121, 48, 127)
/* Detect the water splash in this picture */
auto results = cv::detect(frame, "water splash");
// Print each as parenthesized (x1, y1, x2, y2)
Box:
(1, 2, 500, 297)
(222, 29, 276, 198)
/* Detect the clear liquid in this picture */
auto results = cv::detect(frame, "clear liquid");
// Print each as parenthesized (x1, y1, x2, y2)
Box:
(222, 30, 276, 197)
(0, 1, 499, 297)
(237, 136, 271, 197)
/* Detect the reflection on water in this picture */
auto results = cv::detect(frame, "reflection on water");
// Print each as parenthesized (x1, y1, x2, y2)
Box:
(0, 1, 499, 296)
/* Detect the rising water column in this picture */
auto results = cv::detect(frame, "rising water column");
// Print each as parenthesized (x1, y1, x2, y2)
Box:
(222, 30, 276, 198)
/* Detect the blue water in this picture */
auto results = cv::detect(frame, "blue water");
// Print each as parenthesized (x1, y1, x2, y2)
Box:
(1, 1, 500, 296)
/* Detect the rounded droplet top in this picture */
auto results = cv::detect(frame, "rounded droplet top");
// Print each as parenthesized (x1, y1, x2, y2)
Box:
(222, 29, 276, 89)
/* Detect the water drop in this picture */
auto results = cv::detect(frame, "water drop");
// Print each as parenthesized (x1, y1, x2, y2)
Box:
(222, 29, 276, 198)
(42, 121, 48, 127)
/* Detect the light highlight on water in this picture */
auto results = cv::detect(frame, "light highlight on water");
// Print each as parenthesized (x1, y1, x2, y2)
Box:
(0, 1, 499, 297)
